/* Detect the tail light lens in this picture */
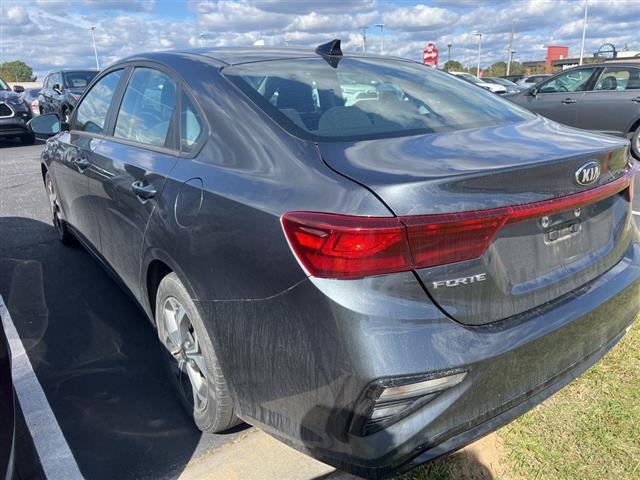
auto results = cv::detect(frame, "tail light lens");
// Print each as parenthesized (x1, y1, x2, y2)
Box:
(282, 167, 636, 279)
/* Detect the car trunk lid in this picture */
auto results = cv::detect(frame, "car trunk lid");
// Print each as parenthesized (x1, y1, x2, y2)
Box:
(318, 117, 635, 325)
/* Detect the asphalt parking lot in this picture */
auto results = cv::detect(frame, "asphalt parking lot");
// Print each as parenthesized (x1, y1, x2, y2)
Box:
(0, 140, 249, 480)
(1, 139, 639, 480)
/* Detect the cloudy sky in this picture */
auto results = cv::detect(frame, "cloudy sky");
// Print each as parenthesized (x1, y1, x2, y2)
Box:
(1, 0, 639, 80)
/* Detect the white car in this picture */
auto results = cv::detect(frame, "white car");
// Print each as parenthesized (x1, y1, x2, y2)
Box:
(449, 71, 507, 94)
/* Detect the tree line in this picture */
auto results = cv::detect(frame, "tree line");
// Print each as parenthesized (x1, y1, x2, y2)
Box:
(442, 60, 545, 76)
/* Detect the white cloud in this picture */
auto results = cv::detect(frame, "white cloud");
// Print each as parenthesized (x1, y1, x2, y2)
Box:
(1, 0, 639, 80)
(1, 5, 30, 25)
(383, 5, 458, 31)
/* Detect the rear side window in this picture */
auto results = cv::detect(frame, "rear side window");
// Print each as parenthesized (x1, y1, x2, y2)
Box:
(594, 67, 640, 91)
(180, 91, 203, 151)
(114, 68, 177, 148)
(223, 57, 533, 142)
(74, 69, 123, 134)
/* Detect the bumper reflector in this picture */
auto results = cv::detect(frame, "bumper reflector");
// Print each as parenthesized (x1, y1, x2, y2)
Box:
(359, 371, 467, 435)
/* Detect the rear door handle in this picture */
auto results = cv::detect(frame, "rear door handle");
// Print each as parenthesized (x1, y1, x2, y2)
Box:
(561, 98, 577, 104)
(632, 97, 640, 104)
(131, 180, 157, 200)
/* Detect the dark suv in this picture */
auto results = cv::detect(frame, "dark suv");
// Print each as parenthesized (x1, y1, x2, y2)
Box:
(38, 70, 98, 122)
(0, 75, 34, 144)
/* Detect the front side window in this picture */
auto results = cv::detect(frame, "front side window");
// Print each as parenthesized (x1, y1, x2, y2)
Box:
(180, 91, 203, 151)
(0, 77, 9, 90)
(52, 72, 63, 89)
(594, 67, 640, 91)
(74, 69, 123, 134)
(114, 68, 177, 147)
(224, 57, 533, 142)
(538, 68, 596, 93)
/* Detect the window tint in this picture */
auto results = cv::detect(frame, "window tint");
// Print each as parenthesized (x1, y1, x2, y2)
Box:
(180, 91, 203, 151)
(63, 71, 98, 89)
(74, 69, 123, 134)
(224, 57, 533, 141)
(538, 68, 596, 93)
(114, 68, 177, 148)
(594, 67, 640, 91)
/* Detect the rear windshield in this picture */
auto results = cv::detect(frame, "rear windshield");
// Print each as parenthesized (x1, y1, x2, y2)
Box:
(64, 71, 98, 88)
(223, 57, 533, 141)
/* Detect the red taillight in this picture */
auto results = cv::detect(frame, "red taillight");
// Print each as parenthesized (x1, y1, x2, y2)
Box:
(282, 167, 636, 279)
(281, 212, 411, 279)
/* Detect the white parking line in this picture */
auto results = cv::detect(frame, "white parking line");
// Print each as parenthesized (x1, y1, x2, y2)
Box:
(633, 210, 640, 216)
(0, 296, 84, 480)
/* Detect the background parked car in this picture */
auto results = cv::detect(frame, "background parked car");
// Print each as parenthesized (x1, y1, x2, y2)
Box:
(501, 74, 525, 83)
(20, 88, 41, 117)
(516, 74, 551, 86)
(449, 71, 507, 94)
(38, 69, 98, 122)
(0, 75, 34, 145)
(483, 76, 527, 94)
(0, 315, 15, 480)
(507, 61, 640, 158)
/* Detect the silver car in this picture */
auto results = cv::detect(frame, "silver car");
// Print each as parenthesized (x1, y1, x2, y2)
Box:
(507, 61, 640, 158)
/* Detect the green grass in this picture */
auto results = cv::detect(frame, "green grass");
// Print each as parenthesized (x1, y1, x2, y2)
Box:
(500, 319, 640, 480)
(399, 318, 640, 480)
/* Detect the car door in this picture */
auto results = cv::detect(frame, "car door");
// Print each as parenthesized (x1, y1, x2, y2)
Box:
(518, 67, 598, 127)
(53, 68, 126, 249)
(576, 66, 640, 136)
(39, 75, 51, 113)
(87, 65, 179, 299)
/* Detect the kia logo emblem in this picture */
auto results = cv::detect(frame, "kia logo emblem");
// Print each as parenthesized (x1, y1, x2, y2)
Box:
(575, 161, 600, 186)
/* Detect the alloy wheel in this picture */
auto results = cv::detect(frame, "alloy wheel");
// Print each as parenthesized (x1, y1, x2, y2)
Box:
(160, 297, 209, 411)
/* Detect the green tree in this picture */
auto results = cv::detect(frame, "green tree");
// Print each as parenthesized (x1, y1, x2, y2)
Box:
(0, 60, 36, 82)
(487, 61, 508, 77)
(443, 60, 465, 72)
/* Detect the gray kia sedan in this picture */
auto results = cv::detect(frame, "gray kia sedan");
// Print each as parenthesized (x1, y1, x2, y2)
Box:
(507, 61, 640, 158)
(29, 41, 639, 479)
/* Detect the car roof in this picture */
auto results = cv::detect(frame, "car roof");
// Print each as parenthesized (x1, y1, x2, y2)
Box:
(116, 46, 410, 68)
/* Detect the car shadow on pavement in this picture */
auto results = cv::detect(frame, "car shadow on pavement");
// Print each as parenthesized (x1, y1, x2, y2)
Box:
(0, 216, 247, 480)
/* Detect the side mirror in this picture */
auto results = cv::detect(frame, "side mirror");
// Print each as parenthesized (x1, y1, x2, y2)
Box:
(53, 83, 63, 94)
(13, 85, 24, 93)
(27, 113, 61, 137)
(529, 86, 538, 97)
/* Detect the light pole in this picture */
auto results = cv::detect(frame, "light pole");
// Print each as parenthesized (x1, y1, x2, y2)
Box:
(579, 0, 589, 65)
(474, 32, 482, 77)
(506, 21, 515, 75)
(359, 26, 368, 53)
(375, 23, 384, 55)
(90, 26, 99, 69)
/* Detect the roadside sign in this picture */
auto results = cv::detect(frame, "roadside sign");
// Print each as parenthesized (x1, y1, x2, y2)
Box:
(423, 42, 438, 67)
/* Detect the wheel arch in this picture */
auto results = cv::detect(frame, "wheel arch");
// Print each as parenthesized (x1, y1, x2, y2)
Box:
(626, 115, 640, 137)
(40, 163, 48, 184)
(142, 250, 200, 324)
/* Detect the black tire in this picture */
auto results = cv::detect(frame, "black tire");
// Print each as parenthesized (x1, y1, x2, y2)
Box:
(155, 272, 241, 433)
(631, 125, 640, 160)
(44, 172, 77, 246)
(20, 133, 36, 145)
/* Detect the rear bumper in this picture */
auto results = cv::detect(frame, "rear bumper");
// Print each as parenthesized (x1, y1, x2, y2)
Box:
(197, 239, 640, 479)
